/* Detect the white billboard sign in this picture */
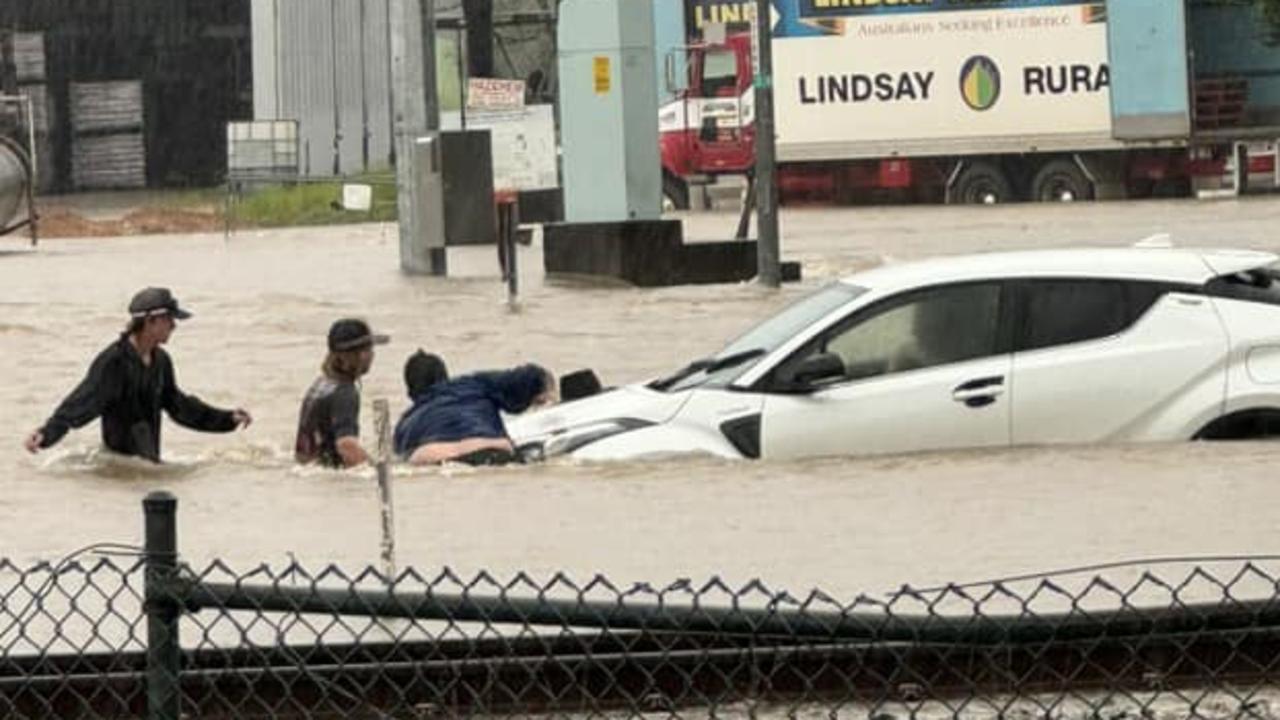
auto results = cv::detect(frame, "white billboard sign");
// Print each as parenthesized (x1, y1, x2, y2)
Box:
(771, 3, 1114, 159)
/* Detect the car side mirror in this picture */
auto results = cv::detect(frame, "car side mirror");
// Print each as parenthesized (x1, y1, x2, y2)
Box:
(779, 353, 845, 391)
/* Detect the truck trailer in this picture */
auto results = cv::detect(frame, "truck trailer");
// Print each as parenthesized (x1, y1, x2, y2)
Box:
(659, 0, 1280, 206)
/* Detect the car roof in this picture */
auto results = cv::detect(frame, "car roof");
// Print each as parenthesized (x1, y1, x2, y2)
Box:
(840, 247, 1278, 291)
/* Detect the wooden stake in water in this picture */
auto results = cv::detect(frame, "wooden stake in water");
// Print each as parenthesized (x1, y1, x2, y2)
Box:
(372, 398, 396, 579)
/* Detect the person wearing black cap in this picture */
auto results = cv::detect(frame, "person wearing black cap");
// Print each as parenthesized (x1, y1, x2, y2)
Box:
(22, 287, 253, 462)
(294, 318, 389, 468)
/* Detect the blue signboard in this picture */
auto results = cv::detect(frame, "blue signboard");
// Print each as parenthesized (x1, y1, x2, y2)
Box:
(1105, 0, 1191, 139)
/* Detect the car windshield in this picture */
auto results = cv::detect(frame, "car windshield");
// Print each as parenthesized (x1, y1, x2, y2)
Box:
(652, 282, 866, 393)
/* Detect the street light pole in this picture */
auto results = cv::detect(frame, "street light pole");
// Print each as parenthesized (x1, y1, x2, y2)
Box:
(753, 0, 781, 288)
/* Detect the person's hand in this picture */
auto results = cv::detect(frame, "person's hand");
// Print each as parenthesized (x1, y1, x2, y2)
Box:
(23, 430, 42, 454)
(232, 409, 253, 429)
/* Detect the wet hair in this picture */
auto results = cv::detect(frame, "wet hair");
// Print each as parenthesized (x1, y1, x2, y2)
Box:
(404, 349, 449, 398)
(124, 312, 170, 337)
(323, 349, 372, 383)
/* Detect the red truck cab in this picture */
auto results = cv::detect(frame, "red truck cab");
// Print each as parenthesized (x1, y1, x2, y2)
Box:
(659, 34, 755, 208)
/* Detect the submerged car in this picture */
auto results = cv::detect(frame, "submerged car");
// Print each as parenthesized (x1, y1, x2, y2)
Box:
(509, 245, 1280, 461)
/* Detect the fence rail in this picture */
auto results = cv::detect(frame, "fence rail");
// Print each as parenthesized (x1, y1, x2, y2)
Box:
(4, 492, 1280, 718)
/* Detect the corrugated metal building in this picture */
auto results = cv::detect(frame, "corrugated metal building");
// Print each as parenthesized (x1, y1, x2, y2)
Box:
(251, 0, 557, 178)
(0, 0, 252, 190)
(251, 0, 400, 176)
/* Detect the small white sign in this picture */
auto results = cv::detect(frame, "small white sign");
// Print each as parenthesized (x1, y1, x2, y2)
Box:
(467, 78, 526, 111)
(704, 21, 727, 45)
(342, 183, 373, 212)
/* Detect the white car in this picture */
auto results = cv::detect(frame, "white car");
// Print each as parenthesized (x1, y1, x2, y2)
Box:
(510, 245, 1280, 461)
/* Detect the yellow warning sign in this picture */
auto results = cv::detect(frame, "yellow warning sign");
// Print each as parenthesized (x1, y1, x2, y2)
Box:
(593, 56, 611, 95)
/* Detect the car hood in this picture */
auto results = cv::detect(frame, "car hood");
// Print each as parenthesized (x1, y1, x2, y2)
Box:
(508, 384, 689, 442)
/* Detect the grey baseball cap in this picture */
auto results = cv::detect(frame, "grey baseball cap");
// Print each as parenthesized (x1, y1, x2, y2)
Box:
(128, 287, 192, 320)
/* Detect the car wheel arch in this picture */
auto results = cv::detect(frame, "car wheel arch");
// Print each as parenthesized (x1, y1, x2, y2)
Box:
(1192, 407, 1280, 440)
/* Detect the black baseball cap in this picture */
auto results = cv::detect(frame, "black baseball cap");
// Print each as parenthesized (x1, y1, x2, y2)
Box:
(328, 318, 390, 352)
(128, 287, 191, 320)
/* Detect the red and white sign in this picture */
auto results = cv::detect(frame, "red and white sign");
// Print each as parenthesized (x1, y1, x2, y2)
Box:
(467, 78, 526, 111)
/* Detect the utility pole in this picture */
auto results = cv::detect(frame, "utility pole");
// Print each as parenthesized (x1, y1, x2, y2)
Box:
(391, 0, 446, 275)
(420, 0, 441, 134)
(752, 0, 781, 288)
(463, 0, 495, 79)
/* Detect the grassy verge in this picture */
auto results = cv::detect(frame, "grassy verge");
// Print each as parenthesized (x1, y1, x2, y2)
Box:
(229, 175, 399, 227)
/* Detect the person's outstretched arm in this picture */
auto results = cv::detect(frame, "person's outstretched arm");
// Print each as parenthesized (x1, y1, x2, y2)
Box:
(484, 364, 555, 415)
(160, 354, 251, 432)
(25, 351, 121, 453)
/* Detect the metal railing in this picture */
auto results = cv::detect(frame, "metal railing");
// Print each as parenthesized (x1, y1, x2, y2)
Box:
(4, 492, 1280, 718)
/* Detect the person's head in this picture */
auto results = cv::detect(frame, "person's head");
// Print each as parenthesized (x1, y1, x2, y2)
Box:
(404, 349, 448, 398)
(322, 318, 389, 382)
(532, 366, 559, 407)
(125, 287, 191, 345)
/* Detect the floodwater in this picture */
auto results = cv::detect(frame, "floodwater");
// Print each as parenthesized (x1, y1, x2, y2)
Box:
(4, 198, 1280, 603)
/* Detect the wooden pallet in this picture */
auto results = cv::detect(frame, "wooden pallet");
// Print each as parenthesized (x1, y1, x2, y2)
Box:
(1195, 77, 1248, 130)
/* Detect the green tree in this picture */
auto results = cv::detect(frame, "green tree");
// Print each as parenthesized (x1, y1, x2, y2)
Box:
(1260, 0, 1280, 42)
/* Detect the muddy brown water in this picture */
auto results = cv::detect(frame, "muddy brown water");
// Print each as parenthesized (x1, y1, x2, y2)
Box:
(3, 198, 1280, 602)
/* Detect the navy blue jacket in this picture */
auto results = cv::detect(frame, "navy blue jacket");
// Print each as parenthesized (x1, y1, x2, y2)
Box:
(393, 364, 548, 456)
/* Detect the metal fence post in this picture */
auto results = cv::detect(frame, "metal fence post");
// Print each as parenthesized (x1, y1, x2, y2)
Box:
(373, 399, 397, 579)
(497, 194, 519, 306)
(143, 491, 181, 720)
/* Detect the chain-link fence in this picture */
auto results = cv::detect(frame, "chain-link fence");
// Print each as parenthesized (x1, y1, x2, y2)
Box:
(6, 494, 1280, 719)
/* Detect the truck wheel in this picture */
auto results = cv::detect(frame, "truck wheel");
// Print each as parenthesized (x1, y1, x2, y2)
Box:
(952, 162, 1013, 204)
(663, 172, 691, 211)
(1031, 160, 1093, 202)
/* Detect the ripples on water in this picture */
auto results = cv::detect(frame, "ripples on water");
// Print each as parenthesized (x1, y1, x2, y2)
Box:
(4, 202, 1280, 598)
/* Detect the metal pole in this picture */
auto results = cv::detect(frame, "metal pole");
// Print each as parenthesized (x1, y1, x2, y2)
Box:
(359, 0, 371, 172)
(330, 0, 343, 176)
(385, 0, 396, 165)
(421, 0, 440, 133)
(752, 0, 781, 288)
(420, 0, 446, 275)
(373, 399, 396, 579)
(23, 95, 36, 192)
(499, 198, 519, 307)
(143, 491, 181, 720)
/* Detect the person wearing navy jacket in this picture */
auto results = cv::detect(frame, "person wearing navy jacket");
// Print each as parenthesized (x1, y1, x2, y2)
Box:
(393, 350, 557, 465)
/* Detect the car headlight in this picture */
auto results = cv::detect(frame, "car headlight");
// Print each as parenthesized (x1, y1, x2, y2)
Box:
(541, 418, 652, 458)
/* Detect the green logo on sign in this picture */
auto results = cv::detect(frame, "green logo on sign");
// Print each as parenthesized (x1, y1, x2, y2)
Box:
(960, 56, 1001, 112)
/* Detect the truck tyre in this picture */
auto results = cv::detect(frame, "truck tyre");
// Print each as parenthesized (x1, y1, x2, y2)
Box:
(663, 172, 691, 211)
(952, 162, 1013, 204)
(1031, 160, 1093, 202)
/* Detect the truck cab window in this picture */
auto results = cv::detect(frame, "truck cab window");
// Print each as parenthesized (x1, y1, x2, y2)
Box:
(700, 49, 738, 97)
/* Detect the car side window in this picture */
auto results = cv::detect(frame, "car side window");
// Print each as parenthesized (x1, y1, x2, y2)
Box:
(1205, 266, 1280, 306)
(816, 283, 1003, 382)
(1018, 280, 1165, 352)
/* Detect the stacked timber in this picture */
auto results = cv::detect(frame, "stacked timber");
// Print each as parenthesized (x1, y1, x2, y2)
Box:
(70, 80, 146, 189)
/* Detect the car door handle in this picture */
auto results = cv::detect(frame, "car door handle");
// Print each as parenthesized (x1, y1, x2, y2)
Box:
(952, 376, 1005, 407)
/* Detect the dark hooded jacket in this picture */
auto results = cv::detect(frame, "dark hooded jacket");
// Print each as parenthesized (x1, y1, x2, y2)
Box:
(36, 334, 238, 462)
(393, 364, 548, 457)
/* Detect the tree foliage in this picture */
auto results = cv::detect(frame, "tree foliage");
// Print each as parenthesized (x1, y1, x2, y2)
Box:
(1260, 0, 1280, 42)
